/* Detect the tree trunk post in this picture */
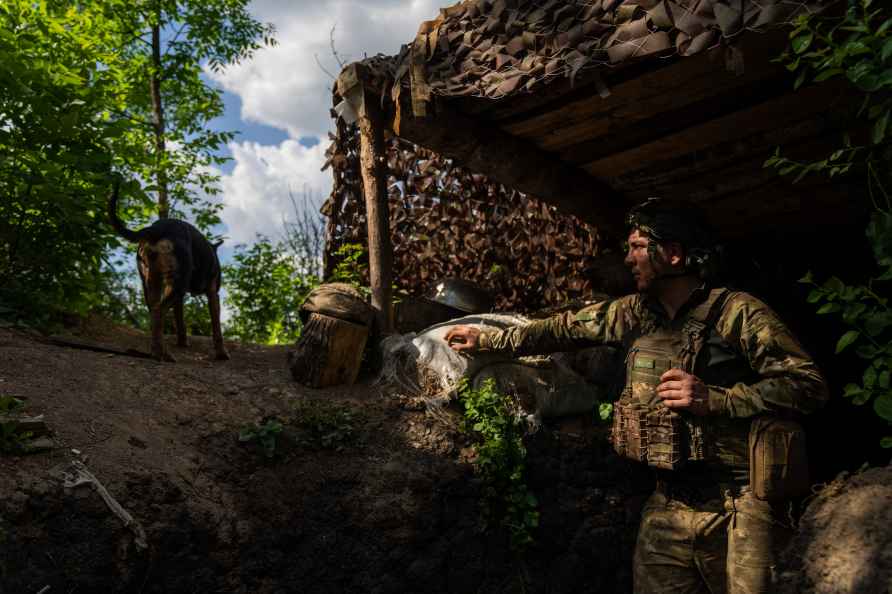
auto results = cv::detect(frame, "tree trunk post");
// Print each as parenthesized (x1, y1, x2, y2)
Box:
(357, 83, 394, 335)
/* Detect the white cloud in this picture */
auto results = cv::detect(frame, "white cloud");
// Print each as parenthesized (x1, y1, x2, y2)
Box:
(216, 139, 331, 246)
(207, 0, 441, 139)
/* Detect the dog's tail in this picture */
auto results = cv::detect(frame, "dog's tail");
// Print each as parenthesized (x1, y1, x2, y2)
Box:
(107, 180, 142, 243)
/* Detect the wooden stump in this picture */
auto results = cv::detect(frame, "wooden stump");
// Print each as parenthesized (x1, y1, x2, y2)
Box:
(290, 313, 368, 388)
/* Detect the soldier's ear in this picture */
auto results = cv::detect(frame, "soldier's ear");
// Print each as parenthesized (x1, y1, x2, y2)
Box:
(665, 241, 685, 267)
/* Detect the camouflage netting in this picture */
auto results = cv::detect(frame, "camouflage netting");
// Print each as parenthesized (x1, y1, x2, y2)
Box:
(322, 117, 610, 312)
(367, 0, 830, 106)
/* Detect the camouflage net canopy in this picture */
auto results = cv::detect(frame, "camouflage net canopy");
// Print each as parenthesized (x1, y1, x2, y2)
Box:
(322, 0, 829, 311)
(322, 117, 607, 312)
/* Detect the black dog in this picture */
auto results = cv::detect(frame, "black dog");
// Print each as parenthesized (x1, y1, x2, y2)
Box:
(108, 183, 230, 362)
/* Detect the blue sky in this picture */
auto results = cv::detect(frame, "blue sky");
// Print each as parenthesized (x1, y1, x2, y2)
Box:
(201, 0, 443, 252)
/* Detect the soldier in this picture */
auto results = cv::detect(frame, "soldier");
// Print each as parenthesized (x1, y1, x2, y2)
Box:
(445, 198, 828, 594)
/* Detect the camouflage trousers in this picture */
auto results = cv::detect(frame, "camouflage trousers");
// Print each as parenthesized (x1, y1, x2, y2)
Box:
(633, 485, 793, 594)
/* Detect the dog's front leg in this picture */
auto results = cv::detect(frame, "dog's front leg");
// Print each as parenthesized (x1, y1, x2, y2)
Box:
(150, 304, 176, 362)
(174, 297, 189, 347)
(207, 286, 229, 361)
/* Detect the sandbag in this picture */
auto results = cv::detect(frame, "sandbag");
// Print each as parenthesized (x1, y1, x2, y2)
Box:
(379, 314, 616, 422)
(300, 282, 374, 327)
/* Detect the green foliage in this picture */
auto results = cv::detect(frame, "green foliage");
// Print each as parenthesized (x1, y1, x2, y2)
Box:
(239, 418, 283, 459)
(0, 0, 276, 326)
(290, 399, 361, 451)
(0, 1, 124, 322)
(799, 213, 892, 443)
(459, 378, 539, 551)
(771, 2, 892, 445)
(598, 402, 614, 422)
(223, 235, 319, 345)
(329, 243, 371, 297)
(766, 0, 891, 192)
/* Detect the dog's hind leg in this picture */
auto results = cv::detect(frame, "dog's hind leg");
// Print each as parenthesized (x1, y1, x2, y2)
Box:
(174, 296, 189, 347)
(207, 284, 230, 361)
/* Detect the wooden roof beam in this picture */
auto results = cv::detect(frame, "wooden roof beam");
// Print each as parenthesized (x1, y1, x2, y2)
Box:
(390, 90, 627, 237)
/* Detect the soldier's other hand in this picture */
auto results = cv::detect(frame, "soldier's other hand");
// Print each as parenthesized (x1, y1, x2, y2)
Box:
(444, 325, 481, 352)
(656, 368, 709, 416)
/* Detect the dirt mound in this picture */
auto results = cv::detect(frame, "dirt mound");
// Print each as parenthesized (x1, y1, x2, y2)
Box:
(776, 463, 892, 594)
(0, 321, 649, 594)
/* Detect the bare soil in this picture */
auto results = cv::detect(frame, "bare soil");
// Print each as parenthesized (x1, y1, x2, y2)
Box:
(0, 319, 648, 594)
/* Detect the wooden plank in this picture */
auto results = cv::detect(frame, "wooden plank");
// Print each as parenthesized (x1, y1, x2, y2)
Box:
(614, 126, 851, 208)
(609, 117, 834, 196)
(391, 91, 626, 236)
(708, 182, 863, 239)
(582, 80, 852, 179)
(355, 65, 395, 335)
(503, 30, 789, 145)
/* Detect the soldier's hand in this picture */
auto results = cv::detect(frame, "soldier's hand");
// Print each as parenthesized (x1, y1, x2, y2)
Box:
(444, 325, 481, 352)
(656, 368, 709, 416)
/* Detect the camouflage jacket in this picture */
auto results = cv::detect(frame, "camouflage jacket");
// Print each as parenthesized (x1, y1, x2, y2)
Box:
(478, 286, 828, 420)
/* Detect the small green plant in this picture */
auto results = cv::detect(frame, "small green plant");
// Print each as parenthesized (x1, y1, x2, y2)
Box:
(0, 396, 32, 455)
(291, 399, 360, 451)
(238, 418, 284, 459)
(329, 243, 371, 298)
(459, 378, 539, 551)
(598, 402, 614, 422)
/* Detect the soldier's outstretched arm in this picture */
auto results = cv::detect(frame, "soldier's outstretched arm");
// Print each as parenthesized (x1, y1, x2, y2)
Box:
(468, 296, 636, 357)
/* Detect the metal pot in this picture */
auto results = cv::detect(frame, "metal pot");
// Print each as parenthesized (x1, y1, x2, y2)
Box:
(427, 278, 493, 314)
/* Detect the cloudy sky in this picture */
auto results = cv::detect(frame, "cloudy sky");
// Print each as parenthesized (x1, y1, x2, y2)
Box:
(205, 0, 442, 255)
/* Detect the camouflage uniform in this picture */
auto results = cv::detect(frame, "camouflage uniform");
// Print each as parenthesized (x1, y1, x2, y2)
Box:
(476, 286, 828, 594)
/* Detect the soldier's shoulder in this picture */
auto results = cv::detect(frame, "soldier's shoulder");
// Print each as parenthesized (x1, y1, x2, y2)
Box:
(718, 289, 784, 327)
(574, 294, 639, 322)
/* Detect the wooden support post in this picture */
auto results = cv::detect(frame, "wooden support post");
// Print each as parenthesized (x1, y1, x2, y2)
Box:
(354, 70, 394, 335)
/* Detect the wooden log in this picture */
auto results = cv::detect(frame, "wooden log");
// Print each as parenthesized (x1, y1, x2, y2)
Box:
(289, 313, 368, 388)
(354, 66, 394, 335)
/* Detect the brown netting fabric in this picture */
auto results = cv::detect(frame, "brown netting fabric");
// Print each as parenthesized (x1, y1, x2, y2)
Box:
(321, 118, 610, 313)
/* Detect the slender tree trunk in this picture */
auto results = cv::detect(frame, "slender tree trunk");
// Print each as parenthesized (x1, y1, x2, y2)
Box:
(150, 18, 169, 219)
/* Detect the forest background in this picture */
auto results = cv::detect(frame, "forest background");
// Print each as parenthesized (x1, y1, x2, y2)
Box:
(0, 0, 438, 345)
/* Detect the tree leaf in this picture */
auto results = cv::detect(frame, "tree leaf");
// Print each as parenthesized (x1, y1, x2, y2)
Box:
(881, 436, 892, 448)
(836, 330, 860, 353)
(873, 110, 889, 145)
(843, 383, 863, 398)
(792, 33, 813, 54)
(816, 302, 841, 314)
(873, 392, 892, 422)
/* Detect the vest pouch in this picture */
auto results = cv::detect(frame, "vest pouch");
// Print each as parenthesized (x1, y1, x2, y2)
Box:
(749, 416, 810, 501)
(612, 398, 648, 463)
(646, 409, 685, 470)
(628, 348, 673, 409)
